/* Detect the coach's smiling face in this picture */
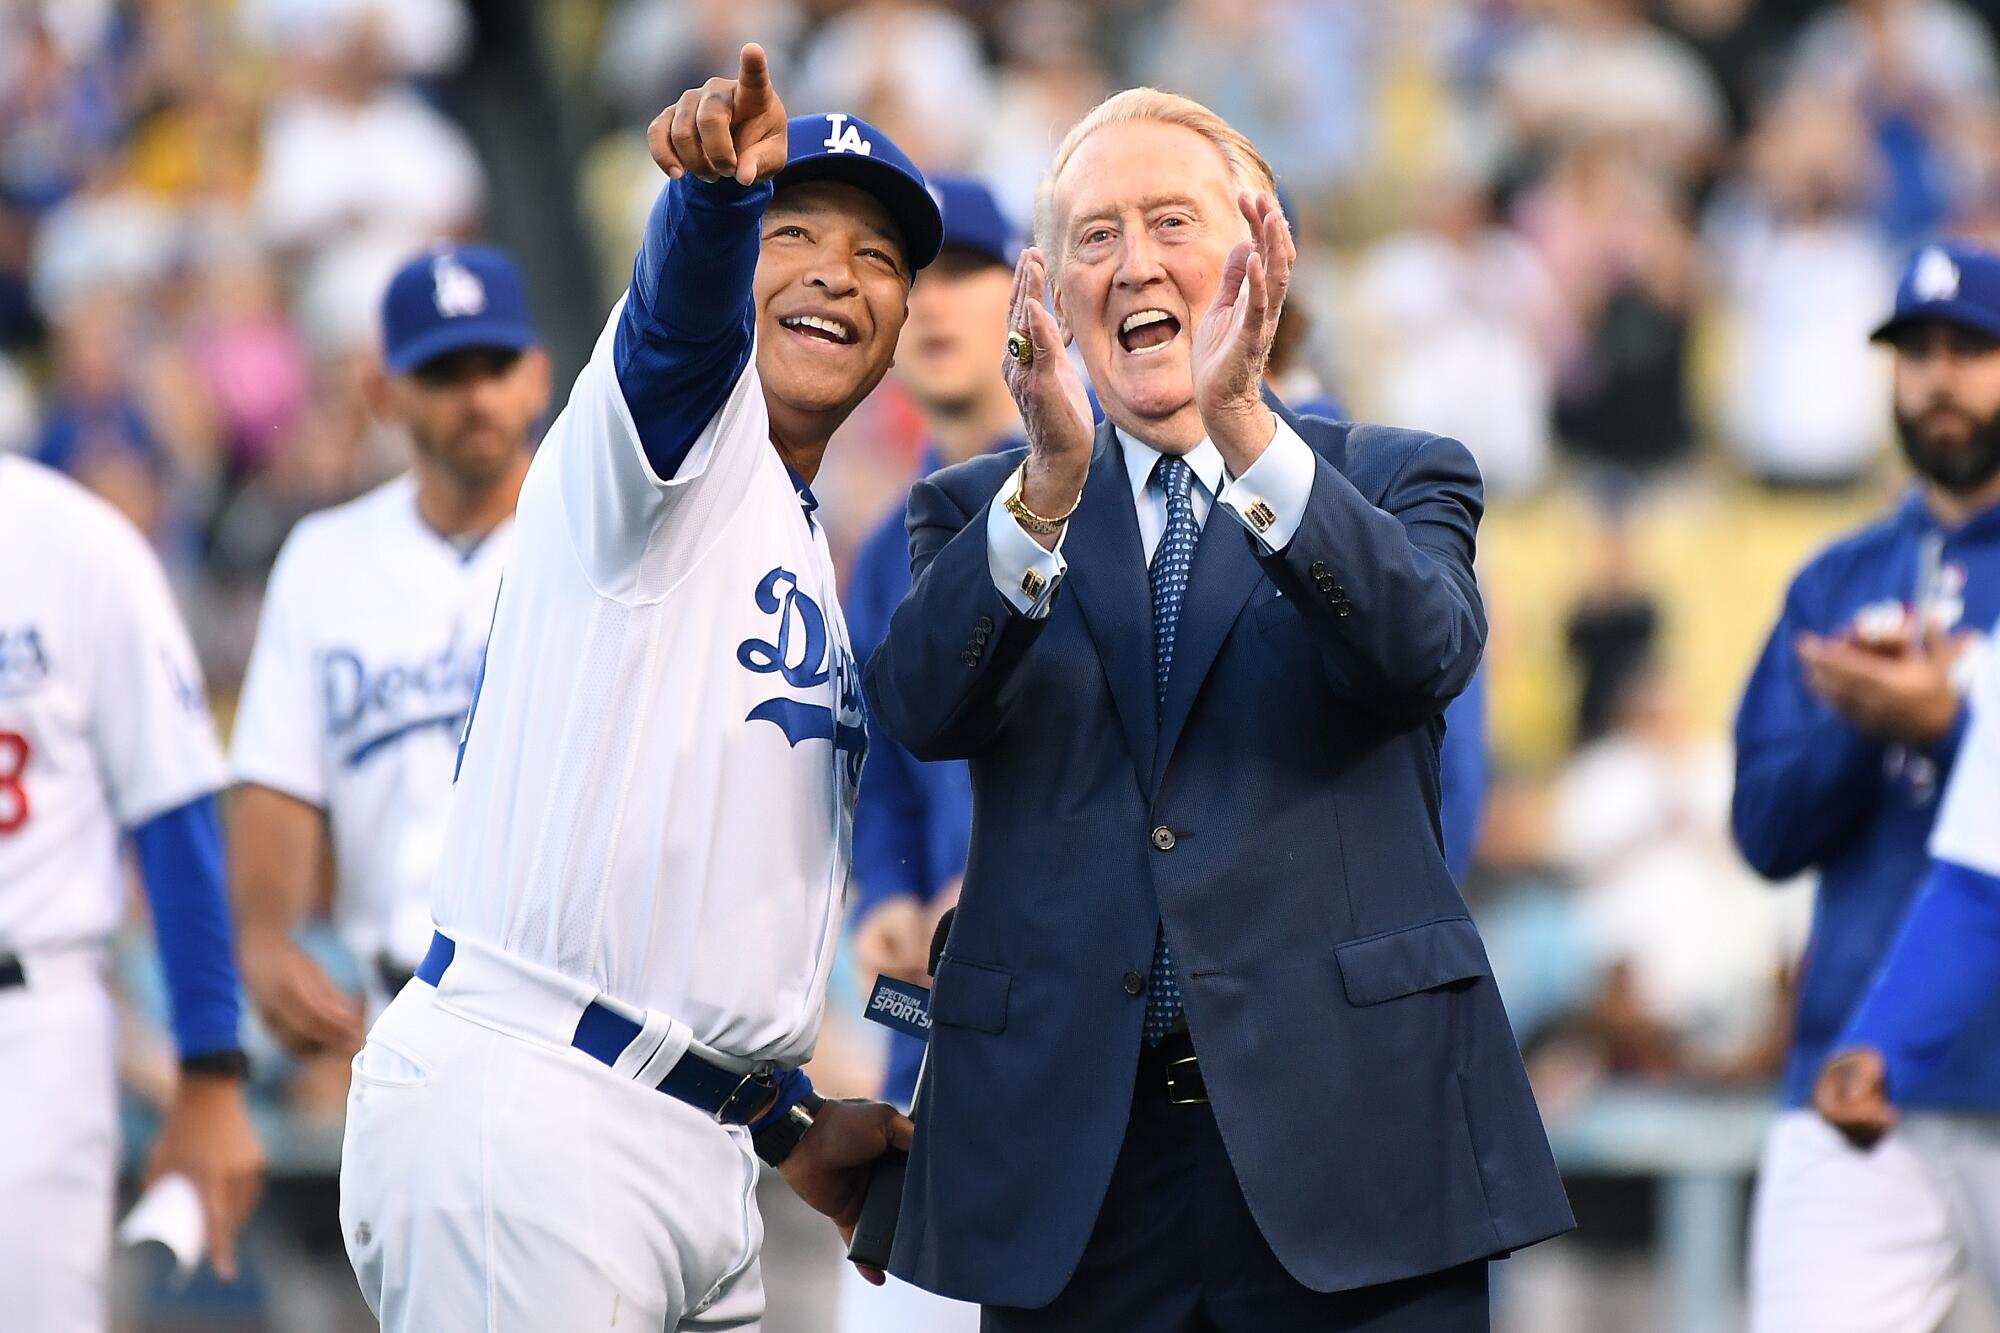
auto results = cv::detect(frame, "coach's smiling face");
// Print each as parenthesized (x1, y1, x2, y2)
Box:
(1051, 120, 1252, 451)
(755, 180, 911, 429)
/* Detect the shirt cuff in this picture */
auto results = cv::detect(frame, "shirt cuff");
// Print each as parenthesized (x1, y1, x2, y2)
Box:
(986, 493, 1067, 618)
(1219, 416, 1315, 553)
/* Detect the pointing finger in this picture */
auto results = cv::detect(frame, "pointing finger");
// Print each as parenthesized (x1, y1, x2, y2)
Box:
(738, 43, 772, 95)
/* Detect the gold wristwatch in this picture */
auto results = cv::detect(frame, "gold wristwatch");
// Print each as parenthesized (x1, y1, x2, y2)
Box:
(1001, 463, 1081, 536)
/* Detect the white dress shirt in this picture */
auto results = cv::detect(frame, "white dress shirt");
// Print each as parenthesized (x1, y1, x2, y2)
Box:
(986, 415, 1320, 617)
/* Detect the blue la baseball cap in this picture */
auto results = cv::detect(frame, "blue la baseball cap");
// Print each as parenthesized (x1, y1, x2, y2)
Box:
(775, 113, 944, 271)
(1872, 240, 2000, 345)
(927, 175, 1019, 269)
(381, 243, 539, 375)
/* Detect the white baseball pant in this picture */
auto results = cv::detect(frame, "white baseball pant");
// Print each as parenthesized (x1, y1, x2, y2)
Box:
(340, 948, 769, 1331)
(1752, 1108, 2000, 1332)
(0, 949, 117, 1333)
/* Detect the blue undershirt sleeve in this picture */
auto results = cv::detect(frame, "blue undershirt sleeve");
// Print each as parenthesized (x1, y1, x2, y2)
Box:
(613, 174, 773, 480)
(130, 793, 243, 1059)
(1842, 857, 2000, 1096)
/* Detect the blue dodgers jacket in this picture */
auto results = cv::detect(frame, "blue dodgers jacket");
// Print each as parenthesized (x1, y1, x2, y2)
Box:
(1734, 488, 2000, 1109)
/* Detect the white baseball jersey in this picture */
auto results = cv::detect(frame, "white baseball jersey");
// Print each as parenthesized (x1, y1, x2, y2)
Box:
(430, 303, 865, 1066)
(1931, 641, 2000, 877)
(230, 474, 510, 977)
(0, 457, 227, 952)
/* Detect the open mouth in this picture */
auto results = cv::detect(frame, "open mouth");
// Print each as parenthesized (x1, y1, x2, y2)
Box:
(779, 313, 858, 346)
(1118, 308, 1180, 355)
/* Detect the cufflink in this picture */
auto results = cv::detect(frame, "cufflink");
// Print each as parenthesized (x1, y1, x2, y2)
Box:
(1245, 500, 1276, 534)
(1021, 569, 1046, 600)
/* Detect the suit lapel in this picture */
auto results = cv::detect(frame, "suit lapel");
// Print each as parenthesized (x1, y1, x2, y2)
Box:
(1149, 492, 1265, 792)
(1062, 422, 1157, 788)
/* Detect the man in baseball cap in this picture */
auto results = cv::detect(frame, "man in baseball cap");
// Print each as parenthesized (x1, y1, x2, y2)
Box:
(337, 46, 945, 1332)
(1728, 236, 2000, 1332)
(233, 240, 548, 1108)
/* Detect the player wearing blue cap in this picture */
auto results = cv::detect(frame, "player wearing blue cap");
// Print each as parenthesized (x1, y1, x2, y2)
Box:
(337, 46, 942, 1330)
(231, 243, 550, 1059)
(1734, 239, 2000, 1331)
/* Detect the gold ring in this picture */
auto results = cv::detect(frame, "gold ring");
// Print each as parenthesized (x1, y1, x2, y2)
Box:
(1006, 330, 1033, 365)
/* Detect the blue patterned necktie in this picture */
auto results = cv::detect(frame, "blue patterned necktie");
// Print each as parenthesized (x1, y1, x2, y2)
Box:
(1144, 454, 1198, 1044)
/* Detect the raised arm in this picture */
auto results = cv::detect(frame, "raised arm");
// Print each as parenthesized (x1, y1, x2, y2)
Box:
(615, 44, 790, 480)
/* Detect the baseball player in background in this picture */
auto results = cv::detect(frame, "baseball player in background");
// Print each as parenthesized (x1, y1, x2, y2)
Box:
(842, 172, 1020, 1333)
(230, 243, 549, 1055)
(1734, 240, 2000, 1331)
(0, 456, 264, 1326)
(337, 46, 942, 1330)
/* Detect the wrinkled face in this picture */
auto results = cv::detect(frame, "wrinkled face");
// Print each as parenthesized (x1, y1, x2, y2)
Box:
(1050, 120, 1251, 444)
(754, 180, 912, 419)
(897, 247, 1015, 413)
(390, 346, 551, 488)
(1890, 321, 2000, 493)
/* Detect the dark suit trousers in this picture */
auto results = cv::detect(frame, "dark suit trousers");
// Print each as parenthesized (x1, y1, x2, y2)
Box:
(980, 1047, 1490, 1333)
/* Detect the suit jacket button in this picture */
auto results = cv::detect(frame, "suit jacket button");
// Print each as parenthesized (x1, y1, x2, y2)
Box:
(1309, 560, 1327, 579)
(1122, 970, 1146, 996)
(1316, 574, 1336, 593)
(1150, 826, 1176, 851)
(977, 615, 994, 633)
(1335, 601, 1352, 618)
(961, 651, 979, 666)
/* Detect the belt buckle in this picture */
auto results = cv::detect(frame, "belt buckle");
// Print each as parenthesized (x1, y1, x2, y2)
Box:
(714, 1069, 778, 1125)
(1164, 1052, 1207, 1106)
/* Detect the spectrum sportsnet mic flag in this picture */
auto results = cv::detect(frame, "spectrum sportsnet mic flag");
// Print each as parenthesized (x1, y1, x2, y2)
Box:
(863, 975, 933, 1041)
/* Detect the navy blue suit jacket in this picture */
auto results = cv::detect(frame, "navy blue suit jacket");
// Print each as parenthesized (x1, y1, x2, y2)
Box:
(865, 407, 1572, 1305)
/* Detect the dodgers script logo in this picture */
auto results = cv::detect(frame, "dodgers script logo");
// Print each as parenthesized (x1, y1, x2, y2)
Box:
(821, 113, 873, 157)
(737, 567, 866, 786)
(325, 634, 485, 768)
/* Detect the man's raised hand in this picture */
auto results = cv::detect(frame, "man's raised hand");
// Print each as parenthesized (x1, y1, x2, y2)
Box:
(1190, 191, 1295, 467)
(1003, 247, 1093, 541)
(649, 43, 790, 187)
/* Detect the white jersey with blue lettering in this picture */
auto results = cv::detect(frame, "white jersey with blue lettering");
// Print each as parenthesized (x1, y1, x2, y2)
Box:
(428, 301, 864, 1066)
(230, 474, 510, 982)
(0, 456, 227, 952)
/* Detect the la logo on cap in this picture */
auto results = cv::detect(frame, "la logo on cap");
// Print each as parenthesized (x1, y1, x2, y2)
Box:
(432, 254, 486, 319)
(822, 113, 873, 157)
(1913, 246, 1961, 302)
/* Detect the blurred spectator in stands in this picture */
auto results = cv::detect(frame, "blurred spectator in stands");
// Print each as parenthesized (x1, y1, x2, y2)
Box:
(976, 0, 1111, 223)
(31, 288, 174, 541)
(186, 240, 311, 477)
(1138, 0, 1376, 199)
(792, 0, 994, 169)
(1565, 507, 1662, 746)
(1494, 0, 1728, 182)
(250, 2, 484, 266)
(1544, 660, 1808, 1087)
(1787, 0, 2000, 244)
(0, 4, 127, 345)
(1708, 92, 1897, 488)
(1346, 160, 1564, 498)
(1656, 0, 1798, 135)
(596, 0, 806, 133)
(238, 0, 471, 83)
(1518, 138, 1702, 477)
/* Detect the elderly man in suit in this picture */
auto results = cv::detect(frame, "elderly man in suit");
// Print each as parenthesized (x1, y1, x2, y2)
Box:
(864, 88, 1572, 1330)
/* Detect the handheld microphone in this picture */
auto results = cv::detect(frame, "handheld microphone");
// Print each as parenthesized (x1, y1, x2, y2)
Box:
(847, 907, 955, 1270)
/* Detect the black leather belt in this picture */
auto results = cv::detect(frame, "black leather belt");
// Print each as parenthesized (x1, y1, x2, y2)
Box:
(0, 954, 23, 991)
(1141, 1028, 1208, 1105)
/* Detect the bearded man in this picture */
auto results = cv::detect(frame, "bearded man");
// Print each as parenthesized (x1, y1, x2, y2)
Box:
(1734, 239, 2000, 1333)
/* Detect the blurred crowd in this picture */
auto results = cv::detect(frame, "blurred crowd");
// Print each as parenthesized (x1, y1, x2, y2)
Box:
(6, 0, 2000, 1319)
